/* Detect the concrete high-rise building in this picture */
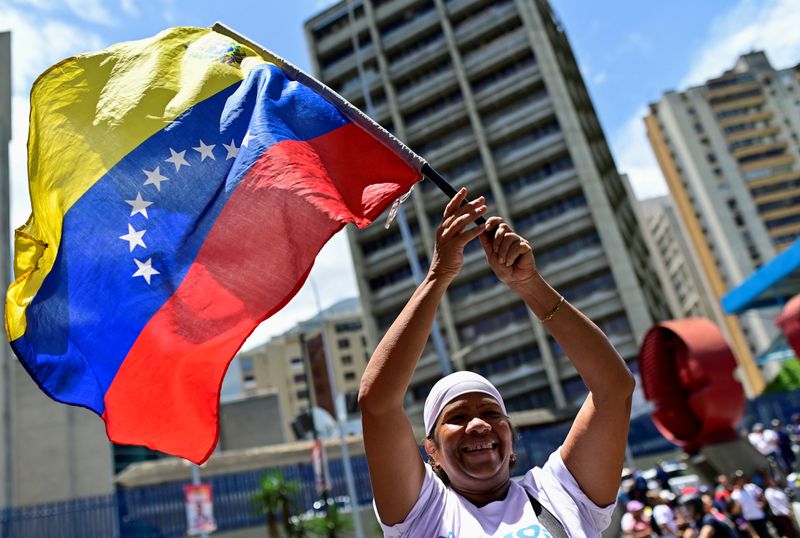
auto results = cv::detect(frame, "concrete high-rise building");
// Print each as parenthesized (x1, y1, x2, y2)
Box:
(1, 30, 12, 510)
(238, 298, 369, 438)
(305, 0, 670, 423)
(638, 196, 720, 322)
(645, 51, 800, 395)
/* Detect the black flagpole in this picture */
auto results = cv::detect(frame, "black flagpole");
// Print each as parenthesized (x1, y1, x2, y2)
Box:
(421, 162, 487, 226)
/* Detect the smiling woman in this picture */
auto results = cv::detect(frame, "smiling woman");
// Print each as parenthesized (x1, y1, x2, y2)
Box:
(358, 188, 636, 537)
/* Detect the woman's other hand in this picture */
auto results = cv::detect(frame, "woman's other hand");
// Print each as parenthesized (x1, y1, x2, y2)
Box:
(479, 217, 537, 290)
(428, 188, 487, 281)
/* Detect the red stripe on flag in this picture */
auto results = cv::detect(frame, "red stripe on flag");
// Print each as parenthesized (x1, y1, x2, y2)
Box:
(102, 123, 418, 462)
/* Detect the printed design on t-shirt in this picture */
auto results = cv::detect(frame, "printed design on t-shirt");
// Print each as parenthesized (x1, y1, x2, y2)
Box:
(436, 523, 554, 538)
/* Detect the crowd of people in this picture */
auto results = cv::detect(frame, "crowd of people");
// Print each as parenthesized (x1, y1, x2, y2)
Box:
(619, 415, 800, 537)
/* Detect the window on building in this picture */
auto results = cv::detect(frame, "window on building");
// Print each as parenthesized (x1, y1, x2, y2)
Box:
(335, 320, 362, 333)
(344, 372, 357, 381)
(296, 389, 309, 400)
(241, 358, 254, 372)
(337, 338, 350, 349)
(290, 357, 304, 369)
(293, 373, 307, 384)
(341, 355, 353, 365)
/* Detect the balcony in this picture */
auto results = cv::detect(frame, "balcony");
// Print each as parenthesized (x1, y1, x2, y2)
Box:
(322, 43, 377, 82)
(462, 320, 537, 368)
(375, 0, 428, 25)
(314, 15, 371, 56)
(389, 35, 449, 81)
(382, 11, 441, 52)
(446, 0, 488, 18)
(396, 67, 459, 112)
(538, 247, 609, 288)
(411, 351, 451, 386)
(474, 63, 541, 111)
(455, 2, 519, 49)
(521, 206, 593, 245)
(404, 101, 469, 140)
(490, 364, 552, 400)
(484, 98, 554, 142)
(463, 26, 528, 77)
(422, 134, 478, 170)
(494, 132, 564, 170)
(363, 235, 426, 276)
(451, 286, 521, 325)
(497, 138, 568, 178)
(508, 170, 581, 214)
(371, 276, 416, 312)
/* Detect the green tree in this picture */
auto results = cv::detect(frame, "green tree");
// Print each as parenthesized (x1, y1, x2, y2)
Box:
(764, 358, 800, 392)
(302, 502, 352, 538)
(252, 471, 304, 538)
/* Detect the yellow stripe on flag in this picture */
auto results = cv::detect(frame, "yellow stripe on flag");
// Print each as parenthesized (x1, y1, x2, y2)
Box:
(6, 26, 265, 340)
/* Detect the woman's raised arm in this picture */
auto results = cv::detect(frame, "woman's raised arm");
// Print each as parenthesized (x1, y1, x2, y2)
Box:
(479, 217, 635, 507)
(359, 189, 487, 524)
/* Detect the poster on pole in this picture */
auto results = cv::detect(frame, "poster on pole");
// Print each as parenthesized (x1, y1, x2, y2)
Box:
(311, 438, 331, 495)
(184, 483, 217, 535)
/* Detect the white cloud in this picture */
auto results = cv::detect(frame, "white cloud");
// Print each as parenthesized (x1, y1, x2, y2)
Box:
(681, 0, 800, 87)
(119, 0, 139, 17)
(0, 6, 104, 94)
(9, 95, 32, 230)
(615, 0, 800, 200)
(612, 107, 668, 200)
(64, 0, 116, 26)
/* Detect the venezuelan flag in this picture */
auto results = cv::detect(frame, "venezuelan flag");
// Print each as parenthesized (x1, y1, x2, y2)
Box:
(6, 26, 421, 463)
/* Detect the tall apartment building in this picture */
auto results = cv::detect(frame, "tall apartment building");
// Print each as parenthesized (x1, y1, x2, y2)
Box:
(305, 0, 670, 423)
(638, 196, 719, 321)
(645, 51, 800, 394)
(1, 30, 12, 510)
(238, 298, 370, 438)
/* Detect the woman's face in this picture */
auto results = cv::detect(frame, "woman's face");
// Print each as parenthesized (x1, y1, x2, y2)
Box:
(425, 392, 514, 492)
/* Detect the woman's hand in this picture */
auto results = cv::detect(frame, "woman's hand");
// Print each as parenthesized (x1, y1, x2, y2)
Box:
(428, 188, 487, 282)
(479, 217, 538, 290)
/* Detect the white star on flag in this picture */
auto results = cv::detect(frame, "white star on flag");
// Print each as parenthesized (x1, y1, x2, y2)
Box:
(223, 139, 239, 160)
(193, 140, 216, 161)
(119, 223, 147, 252)
(241, 131, 255, 148)
(143, 166, 169, 191)
(166, 148, 190, 172)
(132, 257, 160, 285)
(125, 192, 153, 219)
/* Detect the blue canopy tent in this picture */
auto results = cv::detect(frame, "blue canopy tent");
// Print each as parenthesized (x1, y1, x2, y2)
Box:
(721, 239, 800, 315)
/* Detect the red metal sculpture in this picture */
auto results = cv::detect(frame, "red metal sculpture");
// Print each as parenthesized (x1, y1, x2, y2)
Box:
(638, 318, 746, 453)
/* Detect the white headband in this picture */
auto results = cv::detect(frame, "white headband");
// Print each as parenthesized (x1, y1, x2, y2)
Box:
(423, 371, 507, 436)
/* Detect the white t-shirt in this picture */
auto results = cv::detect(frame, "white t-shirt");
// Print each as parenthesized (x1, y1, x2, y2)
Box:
(731, 484, 765, 520)
(376, 448, 615, 537)
(764, 487, 791, 516)
(652, 504, 679, 536)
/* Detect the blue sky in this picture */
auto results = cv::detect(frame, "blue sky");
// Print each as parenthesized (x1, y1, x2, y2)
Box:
(3, 0, 800, 351)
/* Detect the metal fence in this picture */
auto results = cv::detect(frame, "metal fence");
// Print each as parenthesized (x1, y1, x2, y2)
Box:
(1, 390, 797, 537)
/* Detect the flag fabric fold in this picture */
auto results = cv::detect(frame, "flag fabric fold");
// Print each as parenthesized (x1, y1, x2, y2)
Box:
(6, 26, 421, 463)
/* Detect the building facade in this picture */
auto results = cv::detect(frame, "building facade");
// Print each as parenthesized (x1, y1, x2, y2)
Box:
(238, 299, 370, 438)
(305, 0, 670, 424)
(645, 51, 800, 394)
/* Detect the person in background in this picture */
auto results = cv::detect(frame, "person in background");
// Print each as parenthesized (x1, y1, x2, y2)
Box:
(772, 420, 796, 474)
(622, 500, 656, 538)
(653, 490, 680, 537)
(681, 495, 737, 538)
(730, 472, 769, 538)
(764, 477, 798, 538)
